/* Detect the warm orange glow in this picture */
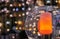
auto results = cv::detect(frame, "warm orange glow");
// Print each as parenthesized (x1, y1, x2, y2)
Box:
(18, 21, 23, 25)
(38, 12, 52, 35)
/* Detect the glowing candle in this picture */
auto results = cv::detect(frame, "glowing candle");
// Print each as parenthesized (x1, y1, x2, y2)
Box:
(38, 12, 52, 35)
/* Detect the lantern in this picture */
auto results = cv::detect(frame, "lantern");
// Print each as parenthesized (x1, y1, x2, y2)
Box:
(38, 12, 52, 35)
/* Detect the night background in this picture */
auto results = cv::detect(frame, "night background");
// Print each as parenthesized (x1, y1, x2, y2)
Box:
(0, 0, 60, 39)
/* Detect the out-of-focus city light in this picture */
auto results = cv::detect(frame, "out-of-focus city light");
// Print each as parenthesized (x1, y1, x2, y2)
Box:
(0, 23, 3, 27)
(10, 14, 13, 17)
(26, 12, 29, 15)
(19, 27, 22, 30)
(10, 4, 13, 7)
(28, 7, 31, 11)
(22, 7, 25, 11)
(16, 8, 19, 11)
(46, 0, 51, 3)
(17, 21, 23, 25)
(19, 4, 21, 7)
(58, 0, 60, 3)
(22, 3, 25, 6)
(36, 0, 44, 6)
(56, 0, 58, 3)
(4, 8, 7, 11)
(7, 29, 10, 31)
(1, 9, 4, 12)
(1, 0, 4, 2)
(16, 27, 18, 30)
(12, 36, 15, 39)
(15, 21, 17, 24)
(26, 1, 29, 5)
(19, 14, 21, 17)
(13, 8, 15, 11)
(6, 21, 10, 24)
(22, 13, 25, 16)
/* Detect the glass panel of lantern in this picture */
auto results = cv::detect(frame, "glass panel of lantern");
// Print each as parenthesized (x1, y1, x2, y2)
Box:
(53, 12, 60, 39)
(25, 8, 53, 39)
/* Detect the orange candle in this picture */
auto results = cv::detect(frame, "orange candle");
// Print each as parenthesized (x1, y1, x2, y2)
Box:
(38, 12, 52, 35)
